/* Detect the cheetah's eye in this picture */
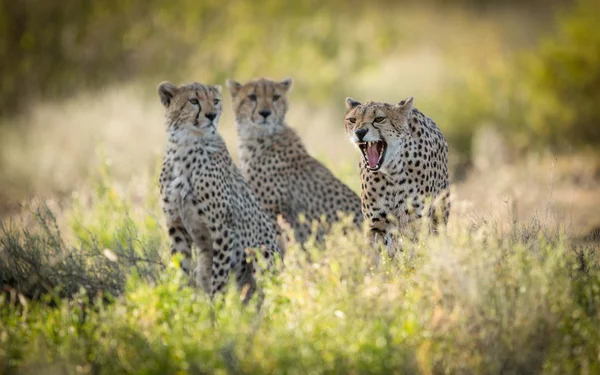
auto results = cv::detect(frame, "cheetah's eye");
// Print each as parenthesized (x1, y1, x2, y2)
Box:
(213, 99, 220, 105)
(248, 94, 257, 101)
(347, 118, 356, 124)
(374, 117, 385, 123)
(273, 94, 281, 101)
(189, 99, 200, 105)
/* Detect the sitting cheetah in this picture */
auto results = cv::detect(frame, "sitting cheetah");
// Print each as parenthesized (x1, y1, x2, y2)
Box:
(226, 78, 362, 245)
(344, 96, 450, 251)
(157, 81, 282, 298)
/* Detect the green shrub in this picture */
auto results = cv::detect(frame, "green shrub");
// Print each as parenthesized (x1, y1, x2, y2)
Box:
(0, 0, 408, 118)
(0, 158, 165, 300)
(440, 0, 600, 160)
(525, 0, 600, 149)
(1, 170, 599, 373)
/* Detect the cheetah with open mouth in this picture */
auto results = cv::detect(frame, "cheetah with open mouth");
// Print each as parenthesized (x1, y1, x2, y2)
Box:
(344, 96, 450, 252)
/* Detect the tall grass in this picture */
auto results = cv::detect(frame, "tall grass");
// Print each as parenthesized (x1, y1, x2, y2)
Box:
(1, 165, 599, 374)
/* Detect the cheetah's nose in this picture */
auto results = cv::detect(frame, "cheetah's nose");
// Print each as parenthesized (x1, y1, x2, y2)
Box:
(259, 110, 272, 119)
(355, 128, 368, 141)
(205, 112, 217, 121)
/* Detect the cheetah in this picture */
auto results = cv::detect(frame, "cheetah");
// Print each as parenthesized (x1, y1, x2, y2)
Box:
(344, 96, 450, 252)
(157, 81, 282, 298)
(226, 78, 363, 245)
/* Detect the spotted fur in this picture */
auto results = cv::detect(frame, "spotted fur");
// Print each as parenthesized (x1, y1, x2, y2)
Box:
(344, 96, 450, 252)
(157, 81, 282, 298)
(227, 77, 363, 244)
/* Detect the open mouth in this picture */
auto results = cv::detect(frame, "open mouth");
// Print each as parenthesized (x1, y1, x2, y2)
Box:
(358, 141, 387, 171)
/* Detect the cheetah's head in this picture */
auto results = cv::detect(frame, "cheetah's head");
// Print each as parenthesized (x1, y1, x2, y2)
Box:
(226, 78, 292, 136)
(344, 96, 414, 172)
(157, 81, 222, 137)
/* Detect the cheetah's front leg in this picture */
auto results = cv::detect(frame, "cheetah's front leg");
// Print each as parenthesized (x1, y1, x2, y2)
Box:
(179, 203, 215, 294)
(368, 220, 405, 260)
(166, 217, 194, 275)
(194, 231, 213, 295)
(208, 226, 235, 296)
(186, 224, 213, 294)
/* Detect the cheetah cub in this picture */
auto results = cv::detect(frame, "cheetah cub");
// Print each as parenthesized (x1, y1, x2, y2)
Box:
(157, 81, 282, 298)
(226, 77, 363, 245)
(344, 96, 450, 251)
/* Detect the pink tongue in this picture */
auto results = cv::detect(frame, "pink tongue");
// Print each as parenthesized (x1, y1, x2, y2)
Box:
(366, 143, 380, 168)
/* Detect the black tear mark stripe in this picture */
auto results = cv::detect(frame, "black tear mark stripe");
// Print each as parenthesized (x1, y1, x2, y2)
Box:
(195, 94, 201, 122)
(250, 84, 259, 119)
(251, 96, 257, 119)
(204, 84, 215, 114)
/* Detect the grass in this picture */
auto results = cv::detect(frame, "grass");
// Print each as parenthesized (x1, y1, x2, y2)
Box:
(1, 1, 599, 372)
(1, 161, 599, 375)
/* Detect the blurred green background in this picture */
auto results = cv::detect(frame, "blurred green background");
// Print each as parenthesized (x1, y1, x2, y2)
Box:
(0, 0, 599, 208)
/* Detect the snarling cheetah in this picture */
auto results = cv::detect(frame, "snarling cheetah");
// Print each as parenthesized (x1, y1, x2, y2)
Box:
(226, 78, 362, 245)
(344, 96, 450, 251)
(157, 81, 282, 298)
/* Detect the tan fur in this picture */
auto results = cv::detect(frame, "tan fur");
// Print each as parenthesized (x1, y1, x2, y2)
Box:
(157, 81, 282, 299)
(227, 78, 363, 245)
(344, 96, 450, 253)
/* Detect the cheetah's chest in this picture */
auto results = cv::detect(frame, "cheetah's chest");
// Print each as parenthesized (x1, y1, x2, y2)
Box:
(165, 160, 204, 218)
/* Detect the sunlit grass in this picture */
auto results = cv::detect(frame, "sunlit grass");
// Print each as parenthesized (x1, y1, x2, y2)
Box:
(0, 2, 599, 371)
(1, 165, 599, 374)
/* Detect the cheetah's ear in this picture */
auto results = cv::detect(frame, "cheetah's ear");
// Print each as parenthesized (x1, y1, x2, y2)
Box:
(277, 78, 293, 93)
(395, 96, 414, 113)
(345, 97, 361, 110)
(157, 81, 178, 107)
(226, 79, 242, 97)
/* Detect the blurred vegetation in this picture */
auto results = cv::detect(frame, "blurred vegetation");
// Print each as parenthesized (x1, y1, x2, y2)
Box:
(0, 0, 571, 118)
(2, 0, 594, 164)
(0, 161, 165, 300)
(1, 169, 599, 373)
(0, 0, 403, 117)
(527, 0, 600, 149)
(440, 0, 600, 159)
(2, 2, 600, 372)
